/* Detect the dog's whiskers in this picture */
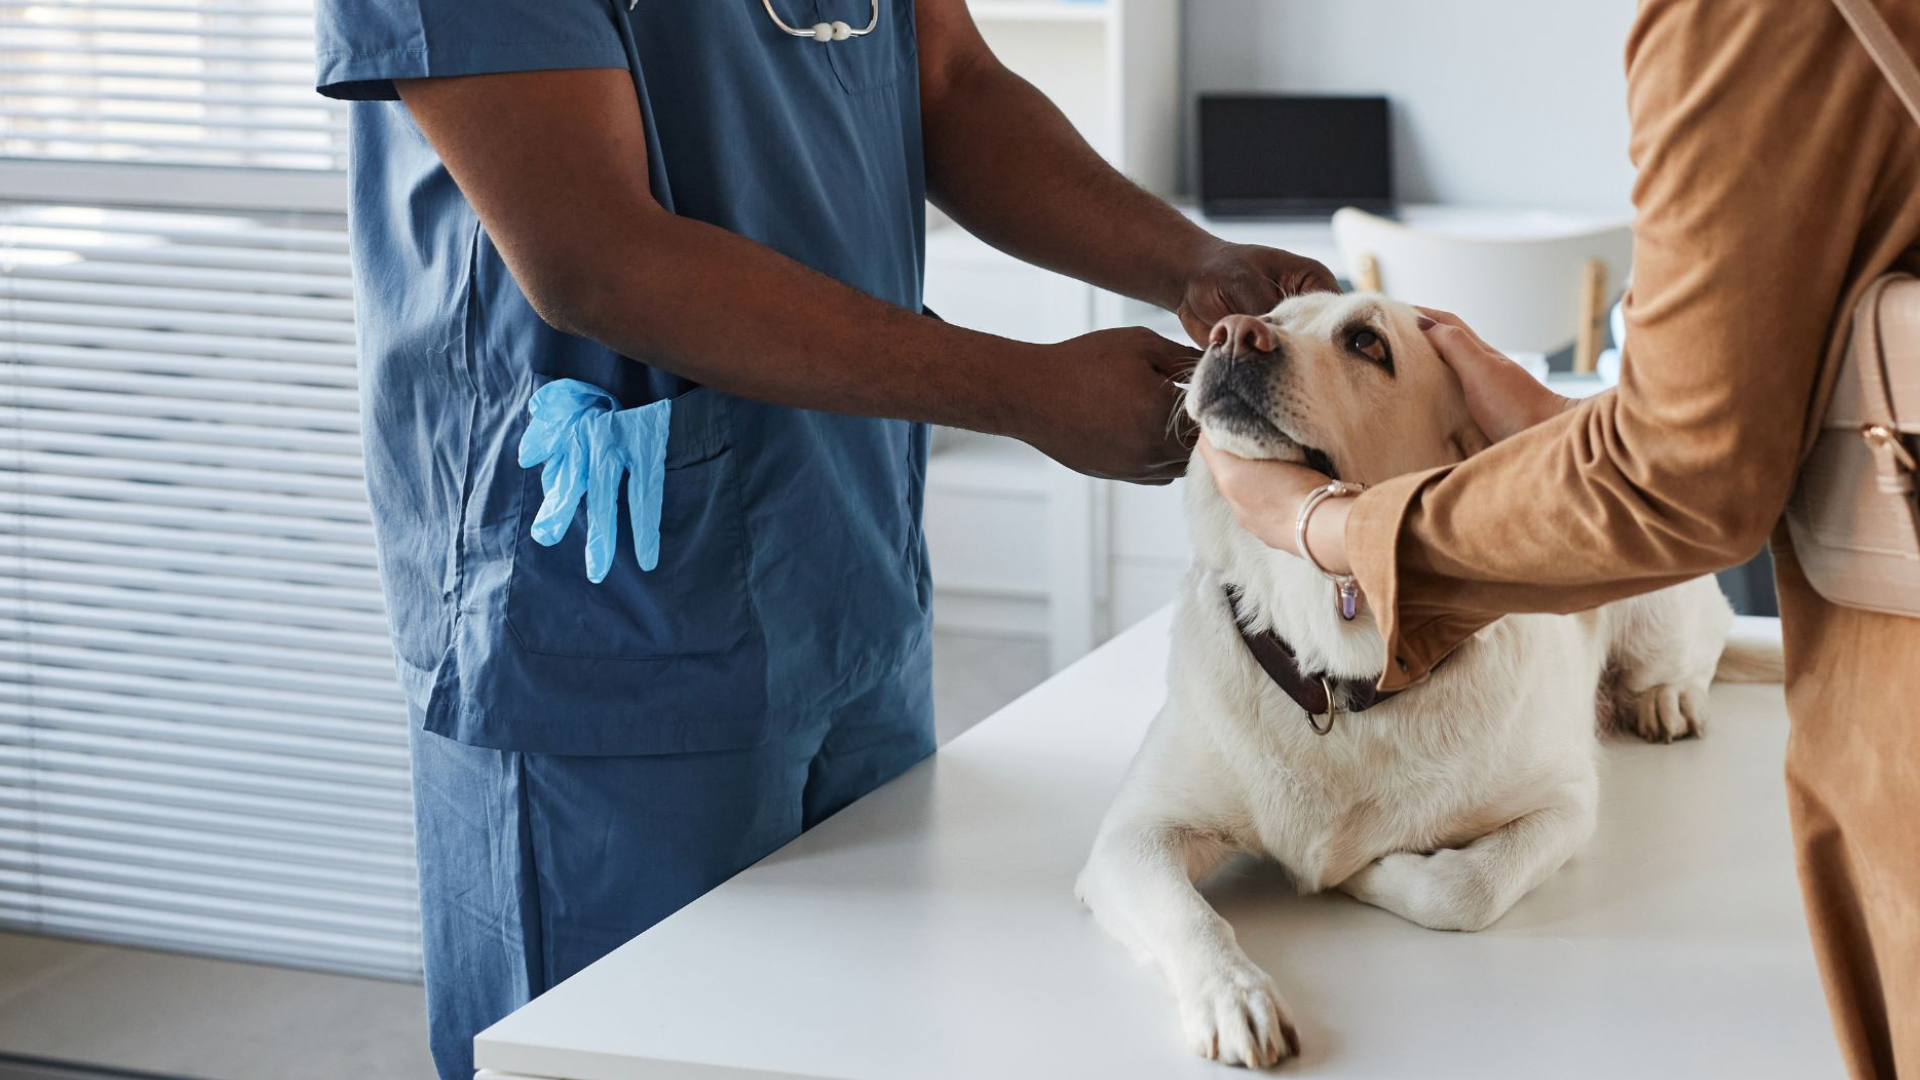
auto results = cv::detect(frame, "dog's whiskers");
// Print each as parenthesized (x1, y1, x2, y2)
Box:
(1166, 375, 1195, 443)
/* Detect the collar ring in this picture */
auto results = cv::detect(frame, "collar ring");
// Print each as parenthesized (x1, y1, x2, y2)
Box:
(1308, 676, 1338, 735)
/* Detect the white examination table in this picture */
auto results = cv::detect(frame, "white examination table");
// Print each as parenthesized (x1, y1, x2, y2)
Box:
(474, 609, 1840, 1080)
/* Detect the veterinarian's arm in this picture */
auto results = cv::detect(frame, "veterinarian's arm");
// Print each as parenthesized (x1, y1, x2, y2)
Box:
(395, 69, 1197, 484)
(915, 0, 1336, 345)
(1336, 0, 1920, 688)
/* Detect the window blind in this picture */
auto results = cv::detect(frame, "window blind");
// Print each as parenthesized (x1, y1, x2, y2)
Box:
(2, 0, 417, 982)
(0, 200, 421, 981)
(0, 0, 345, 171)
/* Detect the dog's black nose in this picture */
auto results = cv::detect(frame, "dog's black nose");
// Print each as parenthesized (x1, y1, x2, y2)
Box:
(1209, 314, 1277, 358)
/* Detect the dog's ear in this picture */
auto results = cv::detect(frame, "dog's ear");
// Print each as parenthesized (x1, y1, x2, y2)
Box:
(1447, 422, 1493, 463)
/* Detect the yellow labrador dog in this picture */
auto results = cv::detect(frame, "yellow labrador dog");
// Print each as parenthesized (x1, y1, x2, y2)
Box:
(1075, 292, 1782, 1069)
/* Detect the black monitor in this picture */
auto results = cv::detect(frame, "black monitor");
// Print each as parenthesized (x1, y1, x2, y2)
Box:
(1198, 95, 1394, 219)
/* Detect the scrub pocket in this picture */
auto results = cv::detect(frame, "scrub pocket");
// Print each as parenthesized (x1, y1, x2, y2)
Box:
(505, 387, 755, 660)
(814, 0, 912, 93)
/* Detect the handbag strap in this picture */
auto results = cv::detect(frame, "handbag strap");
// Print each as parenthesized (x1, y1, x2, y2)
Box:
(1851, 276, 1918, 497)
(1831, 0, 1920, 128)
(1832, 0, 1920, 524)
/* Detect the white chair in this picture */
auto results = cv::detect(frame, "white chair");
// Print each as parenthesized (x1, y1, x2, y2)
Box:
(1331, 207, 1634, 375)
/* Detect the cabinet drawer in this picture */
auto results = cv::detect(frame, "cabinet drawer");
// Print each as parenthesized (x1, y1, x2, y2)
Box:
(1110, 478, 1192, 562)
(1111, 556, 1187, 631)
(924, 486, 1049, 598)
(924, 249, 1093, 344)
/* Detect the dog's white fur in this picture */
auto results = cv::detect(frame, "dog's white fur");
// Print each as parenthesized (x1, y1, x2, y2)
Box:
(1074, 293, 1782, 1069)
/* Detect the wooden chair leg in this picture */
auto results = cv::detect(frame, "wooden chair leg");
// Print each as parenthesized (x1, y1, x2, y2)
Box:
(1574, 258, 1606, 374)
(1355, 253, 1382, 294)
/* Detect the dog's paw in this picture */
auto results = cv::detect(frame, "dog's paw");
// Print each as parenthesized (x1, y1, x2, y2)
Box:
(1339, 849, 1506, 932)
(1620, 679, 1709, 743)
(1175, 958, 1299, 1069)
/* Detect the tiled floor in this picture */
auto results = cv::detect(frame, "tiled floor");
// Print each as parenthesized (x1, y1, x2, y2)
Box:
(0, 631, 1049, 1080)
(930, 628, 1053, 745)
(0, 933, 433, 1080)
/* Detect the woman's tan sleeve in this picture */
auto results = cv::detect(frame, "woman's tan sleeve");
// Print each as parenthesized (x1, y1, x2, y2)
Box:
(1347, 0, 1913, 691)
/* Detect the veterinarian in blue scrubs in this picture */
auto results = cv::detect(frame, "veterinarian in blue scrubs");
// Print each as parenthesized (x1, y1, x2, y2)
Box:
(314, 1, 1333, 1075)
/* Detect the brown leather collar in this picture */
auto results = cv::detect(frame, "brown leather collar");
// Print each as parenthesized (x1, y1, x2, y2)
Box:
(1225, 586, 1407, 735)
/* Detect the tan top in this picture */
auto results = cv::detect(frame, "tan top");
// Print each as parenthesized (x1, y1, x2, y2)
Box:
(1350, 0, 1920, 692)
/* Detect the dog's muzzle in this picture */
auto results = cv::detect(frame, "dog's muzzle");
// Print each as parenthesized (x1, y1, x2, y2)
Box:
(1192, 332, 1288, 447)
(1190, 322, 1340, 479)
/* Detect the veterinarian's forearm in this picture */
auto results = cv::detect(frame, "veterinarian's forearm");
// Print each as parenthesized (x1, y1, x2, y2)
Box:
(919, 46, 1219, 312)
(546, 210, 1045, 430)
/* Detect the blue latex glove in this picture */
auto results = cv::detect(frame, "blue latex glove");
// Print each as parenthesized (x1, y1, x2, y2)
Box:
(517, 379, 672, 583)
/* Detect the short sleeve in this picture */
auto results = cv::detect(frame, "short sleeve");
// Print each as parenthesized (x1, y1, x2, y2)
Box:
(314, 0, 630, 101)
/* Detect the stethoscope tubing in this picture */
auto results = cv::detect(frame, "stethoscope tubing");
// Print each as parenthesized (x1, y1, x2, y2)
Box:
(760, 0, 880, 39)
(625, 0, 879, 40)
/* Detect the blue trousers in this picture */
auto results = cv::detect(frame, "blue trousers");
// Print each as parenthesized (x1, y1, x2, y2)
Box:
(407, 674, 935, 1080)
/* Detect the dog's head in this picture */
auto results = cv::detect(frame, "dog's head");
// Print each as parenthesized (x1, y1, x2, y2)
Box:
(1185, 292, 1489, 486)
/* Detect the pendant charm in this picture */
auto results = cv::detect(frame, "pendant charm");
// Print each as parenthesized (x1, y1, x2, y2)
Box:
(1337, 579, 1360, 621)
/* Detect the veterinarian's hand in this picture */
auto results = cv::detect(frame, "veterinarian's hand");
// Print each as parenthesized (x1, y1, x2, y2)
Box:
(1417, 307, 1576, 442)
(1175, 242, 1339, 347)
(1021, 327, 1199, 485)
(1196, 433, 1355, 575)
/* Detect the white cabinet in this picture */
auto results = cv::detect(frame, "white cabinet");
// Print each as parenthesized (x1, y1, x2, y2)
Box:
(922, 429, 1054, 637)
(923, 0, 1183, 667)
(922, 221, 1198, 665)
(1106, 476, 1191, 630)
(965, 0, 1181, 197)
(923, 228, 1094, 343)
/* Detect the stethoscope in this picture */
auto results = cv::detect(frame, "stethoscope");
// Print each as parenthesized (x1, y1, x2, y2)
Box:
(761, 0, 880, 41)
(628, 0, 879, 43)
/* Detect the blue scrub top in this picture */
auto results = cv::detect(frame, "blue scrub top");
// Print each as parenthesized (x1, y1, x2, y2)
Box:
(315, 0, 934, 755)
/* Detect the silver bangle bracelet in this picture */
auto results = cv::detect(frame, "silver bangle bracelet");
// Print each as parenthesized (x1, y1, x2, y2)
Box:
(1294, 480, 1366, 620)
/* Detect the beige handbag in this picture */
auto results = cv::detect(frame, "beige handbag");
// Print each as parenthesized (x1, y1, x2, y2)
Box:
(1783, 0, 1920, 617)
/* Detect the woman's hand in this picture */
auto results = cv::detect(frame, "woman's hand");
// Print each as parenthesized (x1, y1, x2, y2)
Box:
(1196, 306, 1581, 576)
(1195, 434, 1354, 575)
(1416, 307, 1576, 442)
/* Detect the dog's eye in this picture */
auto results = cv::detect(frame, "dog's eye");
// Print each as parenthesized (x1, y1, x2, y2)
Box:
(1348, 328, 1390, 367)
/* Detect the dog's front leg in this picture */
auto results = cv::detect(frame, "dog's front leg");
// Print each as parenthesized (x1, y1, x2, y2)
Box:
(1077, 821, 1299, 1068)
(1336, 785, 1597, 932)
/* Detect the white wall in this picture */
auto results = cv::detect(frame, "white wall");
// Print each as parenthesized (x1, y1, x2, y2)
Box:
(1183, 0, 1639, 211)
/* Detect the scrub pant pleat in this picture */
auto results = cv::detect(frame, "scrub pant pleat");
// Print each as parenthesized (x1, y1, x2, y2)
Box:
(803, 658, 936, 829)
(408, 727, 544, 1076)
